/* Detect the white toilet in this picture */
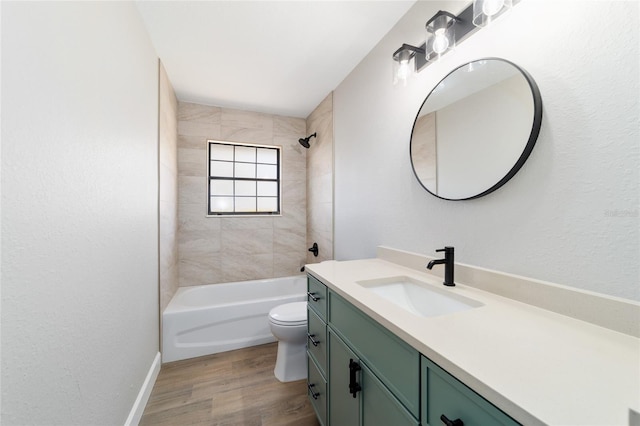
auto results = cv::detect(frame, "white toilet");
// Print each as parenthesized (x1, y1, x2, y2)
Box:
(268, 301, 308, 382)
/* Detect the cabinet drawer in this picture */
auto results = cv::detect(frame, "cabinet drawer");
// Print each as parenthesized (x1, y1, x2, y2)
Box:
(422, 356, 520, 426)
(308, 356, 328, 426)
(307, 306, 327, 377)
(307, 274, 327, 320)
(329, 291, 420, 419)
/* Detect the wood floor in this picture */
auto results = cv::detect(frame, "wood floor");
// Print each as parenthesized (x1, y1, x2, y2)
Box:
(140, 343, 320, 426)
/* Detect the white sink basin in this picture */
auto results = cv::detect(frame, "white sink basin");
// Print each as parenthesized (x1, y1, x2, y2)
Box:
(356, 276, 482, 318)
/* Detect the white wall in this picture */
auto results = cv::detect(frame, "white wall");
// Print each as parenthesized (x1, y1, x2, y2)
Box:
(2, 2, 160, 424)
(334, 0, 639, 301)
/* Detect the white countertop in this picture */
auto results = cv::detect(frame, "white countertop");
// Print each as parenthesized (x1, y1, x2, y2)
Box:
(306, 258, 640, 426)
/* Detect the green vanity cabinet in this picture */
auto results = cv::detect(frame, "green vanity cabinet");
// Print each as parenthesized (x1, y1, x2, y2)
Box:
(306, 273, 519, 426)
(422, 356, 520, 426)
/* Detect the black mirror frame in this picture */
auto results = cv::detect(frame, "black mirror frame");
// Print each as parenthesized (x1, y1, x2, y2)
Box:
(410, 58, 543, 201)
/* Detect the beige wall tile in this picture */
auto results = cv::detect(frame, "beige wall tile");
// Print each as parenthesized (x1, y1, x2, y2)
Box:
(179, 230, 221, 257)
(221, 228, 274, 256)
(179, 204, 221, 232)
(177, 103, 308, 286)
(274, 115, 306, 137)
(282, 178, 306, 205)
(159, 62, 179, 315)
(220, 126, 272, 145)
(159, 163, 178, 203)
(221, 216, 274, 230)
(159, 233, 177, 280)
(308, 201, 332, 235)
(179, 254, 222, 287)
(307, 93, 332, 126)
(178, 120, 222, 139)
(160, 261, 179, 309)
(277, 205, 306, 233)
(178, 101, 221, 124)
(274, 227, 306, 254)
(221, 108, 273, 130)
(274, 252, 307, 277)
(220, 254, 274, 283)
(306, 92, 334, 264)
(178, 134, 211, 150)
(307, 172, 332, 205)
(178, 176, 206, 205)
(178, 147, 207, 177)
(160, 200, 178, 244)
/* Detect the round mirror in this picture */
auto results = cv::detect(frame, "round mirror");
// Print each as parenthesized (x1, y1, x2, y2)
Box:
(410, 58, 542, 200)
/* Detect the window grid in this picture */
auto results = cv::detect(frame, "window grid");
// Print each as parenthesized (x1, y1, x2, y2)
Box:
(208, 141, 281, 216)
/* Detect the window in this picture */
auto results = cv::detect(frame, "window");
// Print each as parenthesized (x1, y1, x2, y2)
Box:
(207, 140, 281, 216)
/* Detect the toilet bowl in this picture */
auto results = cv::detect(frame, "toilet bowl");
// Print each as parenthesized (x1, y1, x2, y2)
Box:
(268, 301, 307, 382)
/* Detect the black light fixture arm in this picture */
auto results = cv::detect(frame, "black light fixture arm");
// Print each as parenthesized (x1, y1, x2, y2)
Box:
(425, 10, 459, 30)
(394, 43, 425, 57)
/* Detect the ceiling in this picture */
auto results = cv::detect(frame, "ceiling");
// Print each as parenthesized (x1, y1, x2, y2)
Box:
(135, 1, 416, 118)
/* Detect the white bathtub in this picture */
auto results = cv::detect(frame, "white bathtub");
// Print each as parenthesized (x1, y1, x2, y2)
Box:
(162, 275, 306, 363)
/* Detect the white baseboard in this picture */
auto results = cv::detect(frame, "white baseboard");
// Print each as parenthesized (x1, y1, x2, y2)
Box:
(124, 352, 161, 426)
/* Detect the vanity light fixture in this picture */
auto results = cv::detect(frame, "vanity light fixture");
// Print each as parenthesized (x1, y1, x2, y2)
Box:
(392, 0, 518, 83)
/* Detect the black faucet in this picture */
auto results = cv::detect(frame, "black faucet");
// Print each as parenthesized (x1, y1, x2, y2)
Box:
(426, 246, 455, 287)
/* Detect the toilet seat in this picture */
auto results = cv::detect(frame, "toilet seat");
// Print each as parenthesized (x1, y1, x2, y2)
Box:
(269, 301, 307, 326)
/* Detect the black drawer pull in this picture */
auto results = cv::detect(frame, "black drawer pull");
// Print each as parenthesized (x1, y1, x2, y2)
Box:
(440, 414, 464, 426)
(307, 333, 320, 347)
(308, 383, 319, 400)
(307, 291, 319, 302)
(348, 359, 362, 398)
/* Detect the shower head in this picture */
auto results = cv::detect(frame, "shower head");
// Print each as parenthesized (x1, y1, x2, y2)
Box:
(298, 133, 317, 149)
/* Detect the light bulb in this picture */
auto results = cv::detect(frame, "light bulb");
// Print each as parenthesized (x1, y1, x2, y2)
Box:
(483, 0, 505, 17)
(393, 54, 412, 86)
(397, 60, 410, 81)
(432, 28, 449, 54)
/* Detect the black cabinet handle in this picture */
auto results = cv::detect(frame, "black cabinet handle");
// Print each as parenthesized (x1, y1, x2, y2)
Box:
(348, 359, 362, 398)
(307, 333, 319, 347)
(440, 414, 464, 426)
(308, 383, 319, 400)
(307, 291, 319, 302)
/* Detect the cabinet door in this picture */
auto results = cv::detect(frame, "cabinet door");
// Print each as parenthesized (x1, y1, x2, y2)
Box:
(422, 356, 520, 426)
(329, 329, 360, 426)
(361, 363, 419, 426)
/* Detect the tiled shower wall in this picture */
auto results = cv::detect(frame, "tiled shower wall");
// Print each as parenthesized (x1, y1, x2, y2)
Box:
(177, 102, 307, 286)
(159, 62, 179, 313)
(306, 93, 334, 264)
